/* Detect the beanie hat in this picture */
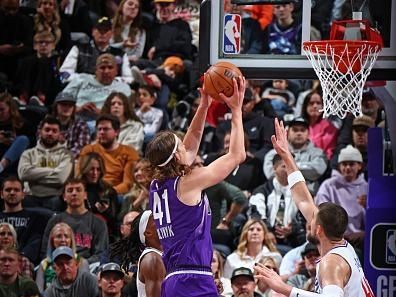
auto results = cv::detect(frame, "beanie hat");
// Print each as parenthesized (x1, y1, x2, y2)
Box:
(338, 145, 363, 163)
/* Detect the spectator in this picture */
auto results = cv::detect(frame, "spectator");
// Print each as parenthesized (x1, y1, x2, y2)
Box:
(301, 89, 339, 160)
(41, 178, 109, 264)
(249, 154, 305, 255)
(111, 0, 146, 62)
(63, 53, 131, 123)
(34, 0, 72, 57)
(263, 117, 328, 194)
(98, 263, 126, 297)
(80, 114, 139, 195)
(262, 79, 295, 119)
(0, 247, 40, 296)
(60, 17, 133, 83)
(0, 93, 33, 178)
(211, 249, 232, 297)
(18, 116, 73, 211)
(223, 219, 281, 278)
(316, 145, 367, 253)
(101, 92, 144, 153)
(268, 2, 302, 54)
(0, 176, 52, 265)
(44, 92, 90, 159)
(256, 256, 287, 297)
(287, 243, 320, 291)
(135, 85, 164, 144)
(0, 0, 33, 84)
(230, 267, 261, 297)
(0, 223, 17, 250)
(77, 152, 119, 242)
(36, 222, 90, 292)
(44, 246, 98, 297)
(15, 31, 63, 107)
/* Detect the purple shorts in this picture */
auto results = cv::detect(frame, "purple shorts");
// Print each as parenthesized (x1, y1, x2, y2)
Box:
(161, 273, 218, 297)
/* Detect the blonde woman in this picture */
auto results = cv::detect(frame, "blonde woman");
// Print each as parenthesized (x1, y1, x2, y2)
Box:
(0, 223, 18, 249)
(256, 256, 287, 297)
(111, 0, 146, 61)
(212, 249, 233, 297)
(35, 222, 89, 292)
(223, 219, 282, 278)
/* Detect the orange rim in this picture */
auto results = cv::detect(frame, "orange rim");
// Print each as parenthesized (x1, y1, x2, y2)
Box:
(303, 40, 382, 55)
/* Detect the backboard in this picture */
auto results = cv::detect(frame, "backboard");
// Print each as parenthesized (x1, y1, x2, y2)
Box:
(199, 0, 396, 80)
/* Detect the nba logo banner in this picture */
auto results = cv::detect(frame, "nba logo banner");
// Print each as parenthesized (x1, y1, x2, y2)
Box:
(386, 229, 396, 265)
(223, 14, 241, 54)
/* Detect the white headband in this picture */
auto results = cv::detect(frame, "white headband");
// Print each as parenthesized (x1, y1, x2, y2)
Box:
(139, 210, 152, 245)
(157, 134, 179, 167)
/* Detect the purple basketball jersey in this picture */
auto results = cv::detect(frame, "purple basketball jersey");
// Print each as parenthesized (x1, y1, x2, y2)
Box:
(149, 176, 214, 272)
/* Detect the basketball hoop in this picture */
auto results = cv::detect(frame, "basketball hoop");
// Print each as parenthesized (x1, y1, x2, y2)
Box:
(303, 19, 383, 119)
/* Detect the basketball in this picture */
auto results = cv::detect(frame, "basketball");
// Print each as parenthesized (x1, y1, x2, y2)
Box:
(203, 62, 242, 101)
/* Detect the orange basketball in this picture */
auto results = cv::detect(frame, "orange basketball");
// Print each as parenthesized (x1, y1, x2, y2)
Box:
(203, 62, 242, 102)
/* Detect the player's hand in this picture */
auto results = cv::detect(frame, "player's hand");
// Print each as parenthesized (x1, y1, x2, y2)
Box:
(271, 118, 291, 159)
(254, 263, 291, 296)
(220, 76, 245, 112)
(198, 82, 212, 109)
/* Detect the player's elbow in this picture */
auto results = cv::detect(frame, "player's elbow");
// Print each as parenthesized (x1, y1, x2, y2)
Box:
(235, 151, 246, 164)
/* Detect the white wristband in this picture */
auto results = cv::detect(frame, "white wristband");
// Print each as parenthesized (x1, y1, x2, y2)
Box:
(287, 171, 305, 189)
(289, 285, 344, 297)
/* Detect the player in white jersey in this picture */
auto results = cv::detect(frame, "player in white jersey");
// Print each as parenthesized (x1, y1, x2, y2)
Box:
(254, 118, 374, 297)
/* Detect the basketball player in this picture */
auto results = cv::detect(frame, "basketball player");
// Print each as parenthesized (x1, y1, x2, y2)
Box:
(254, 118, 374, 297)
(145, 76, 246, 297)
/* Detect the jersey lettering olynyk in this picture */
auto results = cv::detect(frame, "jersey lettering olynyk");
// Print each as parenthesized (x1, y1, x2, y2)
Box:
(149, 176, 213, 273)
(315, 241, 374, 297)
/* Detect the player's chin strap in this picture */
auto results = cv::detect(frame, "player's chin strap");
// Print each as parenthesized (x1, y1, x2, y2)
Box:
(289, 285, 344, 297)
(157, 134, 179, 167)
(139, 210, 152, 245)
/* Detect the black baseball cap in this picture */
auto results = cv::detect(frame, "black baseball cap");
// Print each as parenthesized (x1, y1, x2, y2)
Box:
(54, 92, 76, 104)
(301, 243, 319, 257)
(94, 17, 112, 32)
(287, 116, 309, 128)
(100, 262, 125, 279)
(231, 267, 254, 283)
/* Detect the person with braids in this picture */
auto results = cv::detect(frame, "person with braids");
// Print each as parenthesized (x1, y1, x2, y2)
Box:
(145, 76, 246, 297)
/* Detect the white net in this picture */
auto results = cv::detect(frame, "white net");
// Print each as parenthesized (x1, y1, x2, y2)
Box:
(303, 42, 382, 119)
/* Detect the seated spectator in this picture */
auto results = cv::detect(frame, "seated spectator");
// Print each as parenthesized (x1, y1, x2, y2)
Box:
(98, 263, 126, 297)
(279, 241, 308, 280)
(41, 178, 109, 264)
(0, 93, 33, 178)
(249, 154, 305, 255)
(36, 222, 90, 293)
(18, 116, 73, 211)
(262, 79, 295, 119)
(60, 17, 133, 83)
(63, 53, 131, 123)
(80, 115, 139, 195)
(0, 247, 40, 296)
(136, 85, 164, 144)
(111, 0, 146, 62)
(316, 145, 367, 253)
(0, 176, 52, 265)
(15, 31, 63, 107)
(120, 159, 150, 215)
(0, 222, 17, 250)
(78, 152, 119, 242)
(211, 249, 232, 297)
(268, 2, 302, 54)
(256, 256, 287, 297)
(34, 0, 72, 57)
(230, 267, 261, 297)
(263, 117, 328, 195)
(287, 243, 320, 292)
(223, 219, 281, 278)
(41, 92, 90, 159)
(101, 92, 144, 153)
(44, 246, 98, 297)
(301, 89, 339, 160)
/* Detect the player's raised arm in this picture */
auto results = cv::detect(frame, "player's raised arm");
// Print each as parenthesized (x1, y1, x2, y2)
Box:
(271, 118, 317, 223)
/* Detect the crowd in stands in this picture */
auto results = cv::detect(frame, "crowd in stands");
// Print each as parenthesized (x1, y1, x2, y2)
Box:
(0, 0, 387, 296)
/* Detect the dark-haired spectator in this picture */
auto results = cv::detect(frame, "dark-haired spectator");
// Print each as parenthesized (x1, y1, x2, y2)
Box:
(60, 17, 133, 83)
(101, 92, 144, 153)
(262, 79, 295, 119)
(15, 31, 63, 107)
(0, 93, 34, 179)
(80, 115, 139, 195)
(62, 53, 131, 123)
(110, 0, 146, 62)
(0, 0, 33, 84)
(77, 152, 119, 242)
(230, 267, 261, 297)
(41, 179, 109, 264)
(18, 116, 73, 211)
(0, 247, 40, 296)
(98, 263, 126, 297)
(0, 176, 52, 265)
(43, 246, 99, 296)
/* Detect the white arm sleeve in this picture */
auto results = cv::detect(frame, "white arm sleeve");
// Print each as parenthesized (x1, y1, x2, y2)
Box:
(289, 285, 344, 297)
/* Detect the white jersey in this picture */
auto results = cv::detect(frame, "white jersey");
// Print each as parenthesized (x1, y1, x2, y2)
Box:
(137, 247, 163, 297)
(315, 240, 374, 297)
